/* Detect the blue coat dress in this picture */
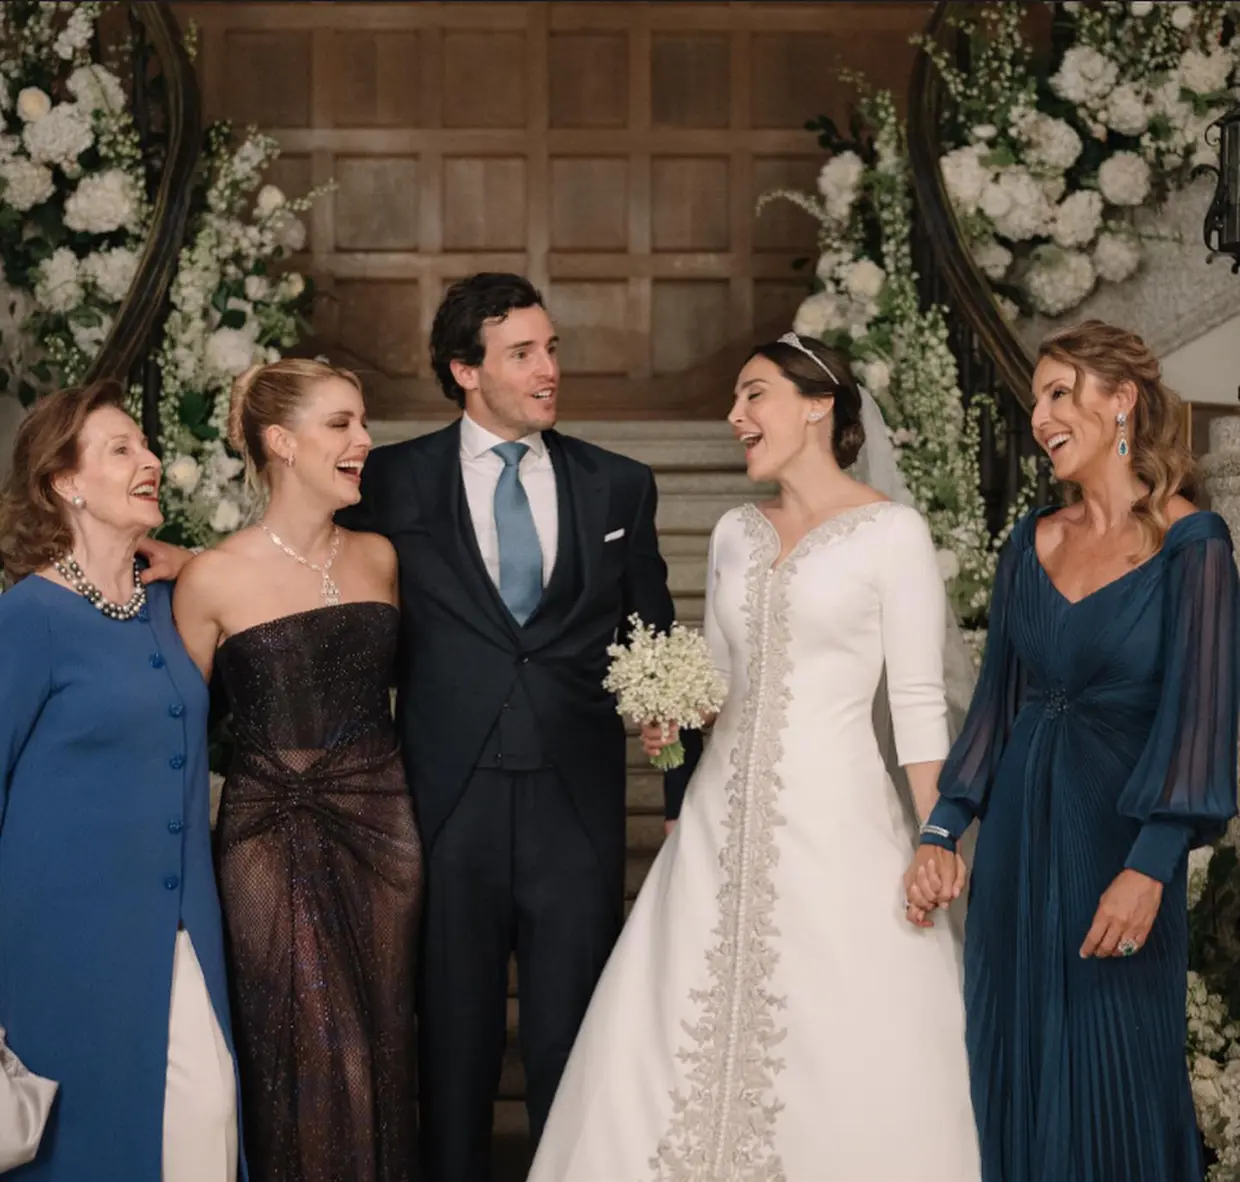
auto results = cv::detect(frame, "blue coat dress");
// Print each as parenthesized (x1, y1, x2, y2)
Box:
(0, 575, 244, 1181)
(925, 509, 1239, 1182)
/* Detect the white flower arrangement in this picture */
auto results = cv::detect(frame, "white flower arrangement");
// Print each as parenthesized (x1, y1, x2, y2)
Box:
(0, 3, 330, 548)
(603, 615, 728, 771)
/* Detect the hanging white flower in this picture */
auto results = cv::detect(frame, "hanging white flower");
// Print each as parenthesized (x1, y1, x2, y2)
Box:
(940, 144, 990, 215)
(1178, 49, 1234, 97)
(273, 213, 306, 254)
(971, 239, 1012, 281)
(1103, 84, 1149, 138)
(970, 124, 998, 142)
(205, 326, 261, 377)
(34, 248, 85, 313)
(1092, 231, 1142, 283)
(165, 455, 203, 494)
(16, 87, 52, 122)
(63, 168, 141, 233)
(1170, 4, 1195, 30)
(1051, 190, 1104, 249)
(278, 272, 305, 300)
(244, 274, 270, 301)
(1019, 113, 1083, 171)
(816, 150, 865, 221)
(1050, 46, 1118, 106)
(22, 102, 92, 169)
(982, 168, 1053, 242)
(53, 6, 96, 60)
(1097, 152, 1151, 207)
(82, 248, 139, 303)
(1023, 247, 1097, 316)
(793, 291, 847, 339)
(67, 65, 126, 114)
(210, 497, 244, 535)
(0, 158, 55, 211)
(844, 259, 885, 301)
(70, 312, 112, 359)
(255, 184, 286, 217)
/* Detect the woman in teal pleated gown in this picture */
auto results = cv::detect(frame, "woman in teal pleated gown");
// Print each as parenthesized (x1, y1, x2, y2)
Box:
(906, 320, 1238, 1182)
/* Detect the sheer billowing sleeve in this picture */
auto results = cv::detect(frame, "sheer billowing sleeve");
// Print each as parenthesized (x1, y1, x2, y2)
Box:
(921, 521, 1027, 848)
(0, 593, 53, 832)
(878, 507, 950, 766)
(1119, 516, 1239, 884)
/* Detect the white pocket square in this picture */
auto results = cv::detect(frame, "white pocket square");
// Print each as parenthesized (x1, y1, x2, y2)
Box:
(604, 528, 625, 542)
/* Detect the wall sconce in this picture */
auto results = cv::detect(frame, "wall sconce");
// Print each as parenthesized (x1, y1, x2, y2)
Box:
(1200, 104, 1240, 272)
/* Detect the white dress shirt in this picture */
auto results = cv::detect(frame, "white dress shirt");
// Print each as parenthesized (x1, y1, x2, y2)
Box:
(459, 412, 559, 590)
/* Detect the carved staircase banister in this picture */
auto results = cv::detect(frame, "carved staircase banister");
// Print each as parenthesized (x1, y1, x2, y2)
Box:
(84, 1, 200, 417)
(907, 0, 1035, 413)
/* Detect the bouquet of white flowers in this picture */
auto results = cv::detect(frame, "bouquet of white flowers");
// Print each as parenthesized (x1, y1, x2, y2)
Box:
(603, 614, 727, 771)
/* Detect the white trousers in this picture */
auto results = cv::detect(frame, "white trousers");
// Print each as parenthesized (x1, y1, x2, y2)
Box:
(162, 929, 238, 1182)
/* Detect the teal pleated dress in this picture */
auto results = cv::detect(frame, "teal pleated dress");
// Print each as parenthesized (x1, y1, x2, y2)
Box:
(924, 508, 1239, 1182)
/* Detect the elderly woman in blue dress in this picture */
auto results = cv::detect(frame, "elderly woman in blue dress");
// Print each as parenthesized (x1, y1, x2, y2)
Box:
(0, 381, 242, 1182)
(905, 320, 1238, 1182)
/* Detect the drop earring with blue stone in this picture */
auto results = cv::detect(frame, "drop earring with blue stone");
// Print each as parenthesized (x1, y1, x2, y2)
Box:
(1117, 411, 1129, 458)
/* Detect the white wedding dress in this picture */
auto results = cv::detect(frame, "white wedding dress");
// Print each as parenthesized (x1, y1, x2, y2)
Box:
(528, 499, 980, 1182)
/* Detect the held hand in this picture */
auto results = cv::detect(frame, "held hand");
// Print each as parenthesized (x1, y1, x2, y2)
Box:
(641, 721, 680, 758)
(1079, 869, 1163, 958)
(902, 845, 964, 927)
(135, 536, 195, 584)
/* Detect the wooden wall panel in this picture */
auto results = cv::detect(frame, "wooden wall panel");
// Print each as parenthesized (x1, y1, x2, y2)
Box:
(174, 1, 931, 419)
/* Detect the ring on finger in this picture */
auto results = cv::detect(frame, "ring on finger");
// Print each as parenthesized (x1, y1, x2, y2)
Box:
(1118, 938, 1139, 957)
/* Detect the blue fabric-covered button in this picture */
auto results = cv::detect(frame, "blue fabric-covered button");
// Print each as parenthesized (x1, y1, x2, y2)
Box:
(137, 606, 149, 623)
(168, 703, 184, 718)
(163, 875, 180, 891)
(169, 754, 185, 770)
(167, 819, 183, 834)
(150, 652, 164, 669)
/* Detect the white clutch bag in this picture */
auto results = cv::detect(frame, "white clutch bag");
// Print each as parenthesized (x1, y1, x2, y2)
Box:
(0, 1026, 57, 1172)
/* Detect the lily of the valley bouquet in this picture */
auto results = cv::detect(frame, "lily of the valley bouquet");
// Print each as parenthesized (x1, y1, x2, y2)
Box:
(603, 615, 727, 771)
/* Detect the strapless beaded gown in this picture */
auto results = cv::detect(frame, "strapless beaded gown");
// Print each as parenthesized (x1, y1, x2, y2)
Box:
(214, 602, 423, 1182)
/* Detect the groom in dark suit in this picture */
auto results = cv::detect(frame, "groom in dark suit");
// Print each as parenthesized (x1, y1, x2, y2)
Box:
(340, 272, 684, 1181)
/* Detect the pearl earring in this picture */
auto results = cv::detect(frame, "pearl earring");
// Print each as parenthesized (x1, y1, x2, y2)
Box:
(1116, 411, 1129, 458)
(71, 495, 85, 508)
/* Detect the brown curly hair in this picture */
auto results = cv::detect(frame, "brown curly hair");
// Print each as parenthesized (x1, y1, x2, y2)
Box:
(227, 357, 362, 492)
(1037, 319, 1196, 557)
(0, 380, 127, 582)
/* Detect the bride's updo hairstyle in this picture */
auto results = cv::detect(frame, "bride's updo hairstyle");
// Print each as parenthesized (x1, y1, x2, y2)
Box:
(749, 333, 865, 468)
(227, 357, 362, 491)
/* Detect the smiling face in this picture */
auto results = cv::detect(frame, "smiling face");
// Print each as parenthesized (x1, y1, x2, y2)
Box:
(55, 405, 163, 535)
(728, 354, 831, 483)
(1030, 355, 1135, 485)
(453, 304, 559, 440)
(266, 375, 371, 508)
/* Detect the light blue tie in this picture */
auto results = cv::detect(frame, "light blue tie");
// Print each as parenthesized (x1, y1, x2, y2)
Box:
(491, 441, 543, 624)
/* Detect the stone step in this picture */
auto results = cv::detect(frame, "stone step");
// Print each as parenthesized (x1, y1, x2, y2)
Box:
(657, 493, 751, 534)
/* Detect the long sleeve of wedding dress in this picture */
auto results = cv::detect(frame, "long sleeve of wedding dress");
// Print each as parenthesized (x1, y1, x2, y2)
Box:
(529, 501, 979, 1182)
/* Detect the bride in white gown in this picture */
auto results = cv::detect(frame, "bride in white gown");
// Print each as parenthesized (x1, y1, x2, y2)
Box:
(528, 332, 980, 1182)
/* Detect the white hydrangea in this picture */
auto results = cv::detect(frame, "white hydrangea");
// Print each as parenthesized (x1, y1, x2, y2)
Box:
(1098, 151, 1151, 206)
(1092, 231, 1142, 283)
(844, 259, 885, 301)
(793, 290, 847, 340)
(1023, 247, 1097, 316)
(272, 213, 306, 254)
(1104, 83, 1149, 138)
(940, 144, 990, 215)
(1051, 190, 1104, 249)
(1050, 46, 1119, 106)
(79, 248, 138, 303)
(814, 249, 851, 285)
(255, 184, 285, 217)
(982, 168, 1053, 242)
(1170, 4, 1195, 30)
(243, 274, 270, 302)
(66, 65, 126, 114)
(16, 87, 51, 122)
(0, 158, 55, 211)
(34, 247, 84, 313)
(22, 102, 92, 169)
(1179, 48, 1234, 97)
(816, 151, 865, 221)
(1018, 112, 1083, 171)
(63, 168, 140, 233)
(205, 326, 261, 377)
(165, 455, 202, 494)
(70, 312, 112, 359)
(210, 497, 244, 535)
(858, 358, 891, 395)
(53, 6, 95, 60)
(971, 238, 1013, 281)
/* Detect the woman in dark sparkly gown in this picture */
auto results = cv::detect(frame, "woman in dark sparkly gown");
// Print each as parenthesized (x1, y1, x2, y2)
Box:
(172, 358, 422, 1182)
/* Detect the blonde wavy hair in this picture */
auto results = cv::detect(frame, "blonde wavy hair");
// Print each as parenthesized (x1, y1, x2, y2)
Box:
(1037, 319, 1195, 558)
(227, 357, 362, 493)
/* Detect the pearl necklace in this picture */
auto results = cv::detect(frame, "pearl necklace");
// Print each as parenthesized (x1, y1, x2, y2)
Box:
(52, 554, 147, 621)
(260, 522, 342, 606)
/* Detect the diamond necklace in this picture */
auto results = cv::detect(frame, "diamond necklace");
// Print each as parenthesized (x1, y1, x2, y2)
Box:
(52, 554, 146, 621)
(259, 522, 342, 606)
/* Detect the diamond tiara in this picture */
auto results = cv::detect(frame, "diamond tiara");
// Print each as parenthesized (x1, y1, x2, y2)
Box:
(776, 332, 841, 384)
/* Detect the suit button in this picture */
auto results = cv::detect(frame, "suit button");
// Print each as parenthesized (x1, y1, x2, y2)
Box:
(501, 702, 511, 712)
(168, 819, 184, 834)
(150, 652, 165, 668)
(169, 754, 185, 770)
(164, 875, 180, 891)
(168, 703, 185, 718)
(519, 657, 529, 664)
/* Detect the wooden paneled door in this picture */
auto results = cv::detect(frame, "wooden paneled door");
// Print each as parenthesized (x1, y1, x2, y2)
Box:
(177, 2, 929, 419)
